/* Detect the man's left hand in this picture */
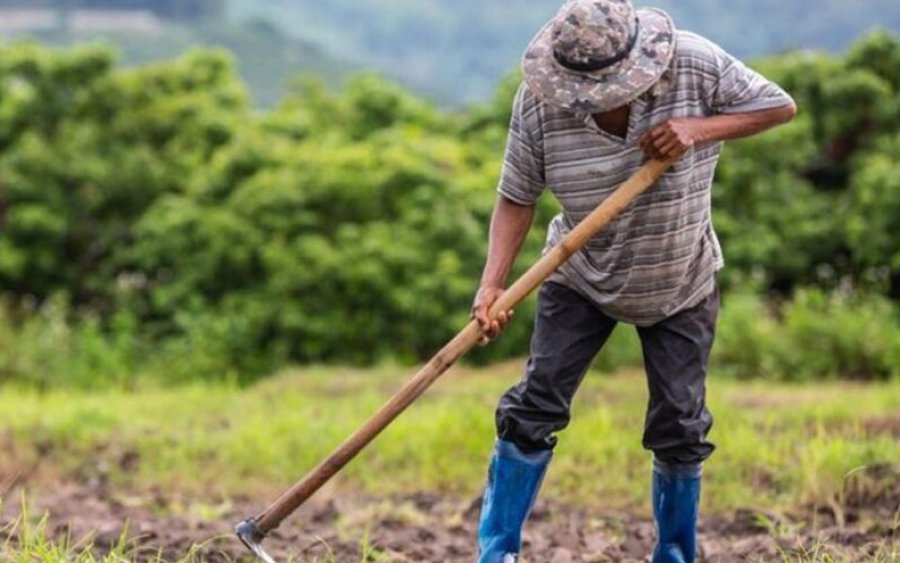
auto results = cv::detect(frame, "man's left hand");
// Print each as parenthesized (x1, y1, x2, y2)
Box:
(639, 118, 704, 161)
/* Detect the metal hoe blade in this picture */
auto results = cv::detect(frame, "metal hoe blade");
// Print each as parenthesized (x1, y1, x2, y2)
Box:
(235, 519, 277, 563)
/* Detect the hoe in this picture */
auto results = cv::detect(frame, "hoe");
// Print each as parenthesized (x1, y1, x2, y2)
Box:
(235, 157, 676, 562)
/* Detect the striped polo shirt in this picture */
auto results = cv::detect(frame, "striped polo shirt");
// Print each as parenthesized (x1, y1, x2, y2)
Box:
(499, 31, 794, 325)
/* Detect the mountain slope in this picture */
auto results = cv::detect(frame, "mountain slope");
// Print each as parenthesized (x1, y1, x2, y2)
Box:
(228, 0, 900, 104)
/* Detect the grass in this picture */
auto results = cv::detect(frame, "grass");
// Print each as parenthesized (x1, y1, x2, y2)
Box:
(1, 362, 899, 560)
(0, 494, 390, 563)
(1, 362, 899, 510)
(775, 532, 900, 562)
(2, 499, 133, 562)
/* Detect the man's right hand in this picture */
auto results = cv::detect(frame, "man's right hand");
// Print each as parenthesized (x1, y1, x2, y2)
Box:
(471, 286, 514, 346)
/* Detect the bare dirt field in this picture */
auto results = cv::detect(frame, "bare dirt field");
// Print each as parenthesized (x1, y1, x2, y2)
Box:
(2, 468, 898, 562)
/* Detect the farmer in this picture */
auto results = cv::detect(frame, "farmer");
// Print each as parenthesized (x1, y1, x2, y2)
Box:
(471, 1, 796, 561)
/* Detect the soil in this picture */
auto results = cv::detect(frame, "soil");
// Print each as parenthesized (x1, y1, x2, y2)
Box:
(1, 468, 898, 563)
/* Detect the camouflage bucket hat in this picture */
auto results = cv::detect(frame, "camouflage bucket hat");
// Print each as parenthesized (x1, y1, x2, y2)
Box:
(522, 0, 676, 113)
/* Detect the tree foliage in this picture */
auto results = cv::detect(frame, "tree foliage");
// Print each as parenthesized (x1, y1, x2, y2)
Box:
(1, 34, 899, 381)
(712, 32, 900, 295)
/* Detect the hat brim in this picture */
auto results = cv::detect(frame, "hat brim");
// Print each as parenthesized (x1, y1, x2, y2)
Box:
(522, 8, 676, 114)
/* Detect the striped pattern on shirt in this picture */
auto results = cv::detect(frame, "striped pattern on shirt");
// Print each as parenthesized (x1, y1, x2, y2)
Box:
(498, 30, 794, 325)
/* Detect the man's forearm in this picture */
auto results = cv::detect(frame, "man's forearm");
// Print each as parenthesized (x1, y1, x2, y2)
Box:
(480, 195, 537, 288)
(640, 103, 797, 160)
(694, 103, 797, 143)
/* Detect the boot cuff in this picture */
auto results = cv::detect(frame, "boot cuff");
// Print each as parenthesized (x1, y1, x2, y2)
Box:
(653, 457, 703, 479)
(496, 439, 553, 465)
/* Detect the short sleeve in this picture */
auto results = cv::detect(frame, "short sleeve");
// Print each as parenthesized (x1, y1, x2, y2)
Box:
(705, 40, 795, 115)
(497, 84, 546, 205)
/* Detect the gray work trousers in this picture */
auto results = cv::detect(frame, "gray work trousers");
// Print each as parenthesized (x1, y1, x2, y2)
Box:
(496, 281, 717, 465)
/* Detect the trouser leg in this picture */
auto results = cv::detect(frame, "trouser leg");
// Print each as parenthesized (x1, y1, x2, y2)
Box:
(478, 282, 616, 562)
(495, 281, 618, 452)
(637, 287, 718, 465)
(637, 287, 719, 563)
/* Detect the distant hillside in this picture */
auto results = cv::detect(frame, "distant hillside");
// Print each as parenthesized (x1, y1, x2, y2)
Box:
(0, 0, 223, 22)
(0, 8, 352, 106)
(229, 0, 900, 104)
(102, 19, 354, 106)
(2, 0, 896, 106)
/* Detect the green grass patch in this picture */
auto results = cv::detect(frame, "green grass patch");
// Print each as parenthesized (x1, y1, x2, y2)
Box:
(1, 499, 139, 562)
(1, 363, 899, 517)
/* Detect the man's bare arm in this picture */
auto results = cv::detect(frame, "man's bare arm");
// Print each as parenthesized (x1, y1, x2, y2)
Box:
(640, 103, 798, 160)
(472, 195, 537, 345)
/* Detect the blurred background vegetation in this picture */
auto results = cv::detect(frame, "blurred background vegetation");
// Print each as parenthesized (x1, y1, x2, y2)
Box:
(0, 1, 899, 388)
(0, 0, 898, 105)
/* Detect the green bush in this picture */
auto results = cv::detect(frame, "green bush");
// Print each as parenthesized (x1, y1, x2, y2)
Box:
(4, 287, 896, 389)
(0, 296, 274, 388)
(711, 290, 782, 380)
(776, 289, 900, 380)
(1, 35, 900, 386)
(595, 288, 900, 382)
(0, 296, 143, 389)
(713, 288, 900, 381)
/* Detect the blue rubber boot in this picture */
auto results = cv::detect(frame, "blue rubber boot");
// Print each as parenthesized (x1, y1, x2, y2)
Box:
(477, 440, 552, 563)
(651, 459, 702, 563)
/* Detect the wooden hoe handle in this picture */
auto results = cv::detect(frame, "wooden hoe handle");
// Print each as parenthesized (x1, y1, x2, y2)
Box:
(245, 158, 674, 536)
